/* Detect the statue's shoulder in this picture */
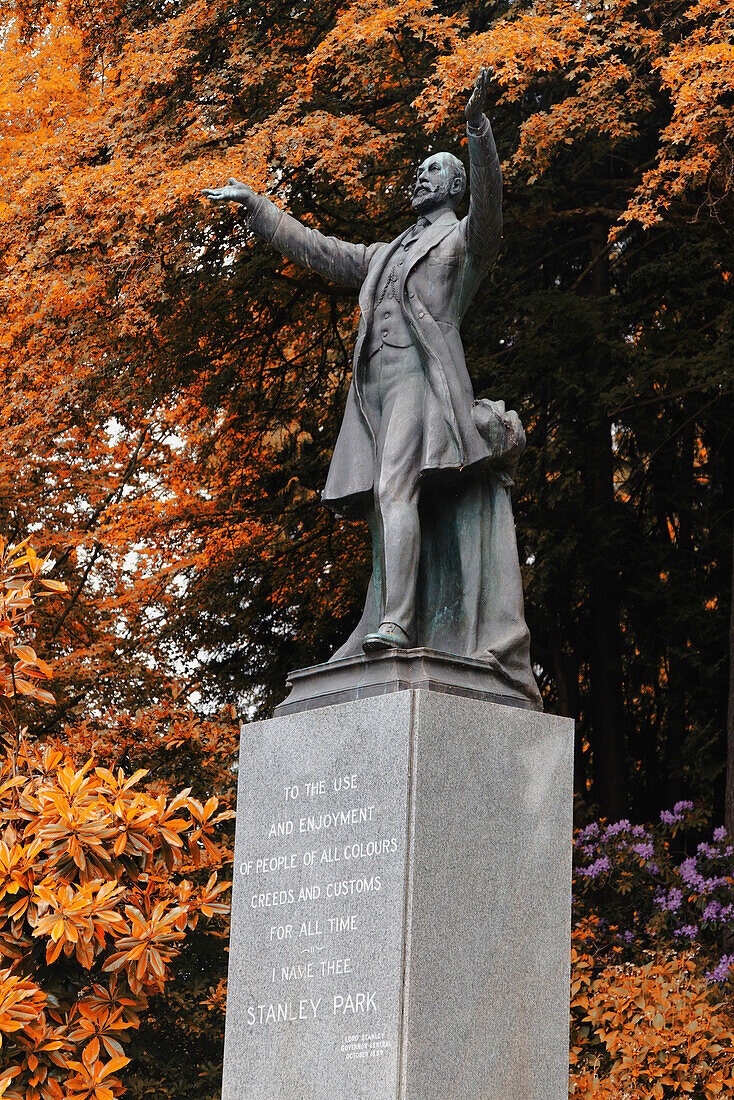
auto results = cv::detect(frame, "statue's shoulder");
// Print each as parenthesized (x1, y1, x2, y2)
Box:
(367, 240, 393, 264)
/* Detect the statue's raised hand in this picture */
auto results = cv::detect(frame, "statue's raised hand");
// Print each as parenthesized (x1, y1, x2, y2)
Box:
(201, 177, 256, 207)
(465, 67, 493, 127)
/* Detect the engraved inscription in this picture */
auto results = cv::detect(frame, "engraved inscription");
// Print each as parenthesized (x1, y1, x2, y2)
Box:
(237, 765, 404, 1056)
(341, 1031, 391, 1061)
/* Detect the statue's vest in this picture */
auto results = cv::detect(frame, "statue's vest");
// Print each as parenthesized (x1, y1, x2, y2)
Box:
(367, 224, 426, 357)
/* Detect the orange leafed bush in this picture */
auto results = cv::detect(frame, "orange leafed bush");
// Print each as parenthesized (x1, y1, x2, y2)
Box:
(0, 538, 64, 724)
(570, 922, 734, 1098)
(0, 543, 234, 1100)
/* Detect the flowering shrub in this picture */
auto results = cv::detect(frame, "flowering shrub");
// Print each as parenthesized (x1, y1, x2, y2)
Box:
(58, 698, 240, 1100)
(0, 745, 233, 1100)
(570, 921, 734, 1099)
(574, 802, 734, 984)
(571, 808, 734, 1098)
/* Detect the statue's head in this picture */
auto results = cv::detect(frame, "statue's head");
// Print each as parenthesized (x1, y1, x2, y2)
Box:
(411, 151, 467, 214)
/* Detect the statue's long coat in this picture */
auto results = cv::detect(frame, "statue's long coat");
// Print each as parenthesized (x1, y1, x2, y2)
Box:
(249, 118, 502, 511)
(248, 118, 542, 708)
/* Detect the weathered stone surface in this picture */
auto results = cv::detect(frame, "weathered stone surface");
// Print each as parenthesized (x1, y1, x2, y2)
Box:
(222, 691, 573, 1100)
(400, 692, 573, 1100)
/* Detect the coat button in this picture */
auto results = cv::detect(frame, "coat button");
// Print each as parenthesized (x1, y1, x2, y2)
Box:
(418, 311, 425, 318)
(409, 292, 415, 298)
(382, 330, 388, 337)
(383, 311, 390, 318)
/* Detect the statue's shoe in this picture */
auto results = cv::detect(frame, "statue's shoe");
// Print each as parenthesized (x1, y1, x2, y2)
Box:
(362, 622, 410, 653)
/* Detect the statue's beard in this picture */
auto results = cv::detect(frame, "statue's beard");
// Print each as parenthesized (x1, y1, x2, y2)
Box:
(411, 183, 450, 212)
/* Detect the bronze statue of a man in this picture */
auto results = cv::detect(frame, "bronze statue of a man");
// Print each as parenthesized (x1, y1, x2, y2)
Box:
(205, 71, 541, 707)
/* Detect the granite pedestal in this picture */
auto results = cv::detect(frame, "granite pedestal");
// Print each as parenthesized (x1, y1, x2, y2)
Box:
(222, 664, 573, 1100)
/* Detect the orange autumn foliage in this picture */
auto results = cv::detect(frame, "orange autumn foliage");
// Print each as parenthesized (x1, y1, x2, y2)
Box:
(0, 539, 66, 726)
(570, 922, 734, 1099)
(0, 0, 731, 722)
(0, 0, 732, 1085)
(0, 544, 234, 1100)
(415, 0, 734, 229)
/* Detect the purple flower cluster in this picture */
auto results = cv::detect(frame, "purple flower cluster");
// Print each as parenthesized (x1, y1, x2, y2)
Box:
(574, 805, 734, 984)
(673, 924, 698, 940)
(702, 900, 734, 923)
(680, 856, 705, 889)
(576, 855, 611, 879)
(706, 955, 734, 984)
(660, 887, 683, 912)
(660, 800, 694, 825)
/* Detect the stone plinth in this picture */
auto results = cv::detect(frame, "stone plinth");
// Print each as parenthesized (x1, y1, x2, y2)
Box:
(274, 648, 543, 716)
(222, 687, 573, 1100)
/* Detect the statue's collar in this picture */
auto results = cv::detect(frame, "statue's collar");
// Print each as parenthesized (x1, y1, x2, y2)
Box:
(421, 209, 459, 227)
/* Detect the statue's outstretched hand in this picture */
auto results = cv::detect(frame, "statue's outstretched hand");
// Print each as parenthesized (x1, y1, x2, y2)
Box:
(201, 177, 257, 207)
(465, 67, 493, 127)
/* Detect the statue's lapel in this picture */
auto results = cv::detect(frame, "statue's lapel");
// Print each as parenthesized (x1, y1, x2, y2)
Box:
(402, 211, 459, 284)
(357, 211, 459, 322)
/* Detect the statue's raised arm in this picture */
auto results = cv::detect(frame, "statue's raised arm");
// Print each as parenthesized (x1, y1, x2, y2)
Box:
(462, 67, 503, 264)
(201, 178, 380, 290)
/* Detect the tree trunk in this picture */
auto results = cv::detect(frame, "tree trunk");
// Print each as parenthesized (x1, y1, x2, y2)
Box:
(723, 479, 734, 956)
(665, 421, 695, 807)
(582, 222, 628, 819)
(549, 631, 585, 796)
(586, 413, 628, 819)
(725, 494, 734, 836)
